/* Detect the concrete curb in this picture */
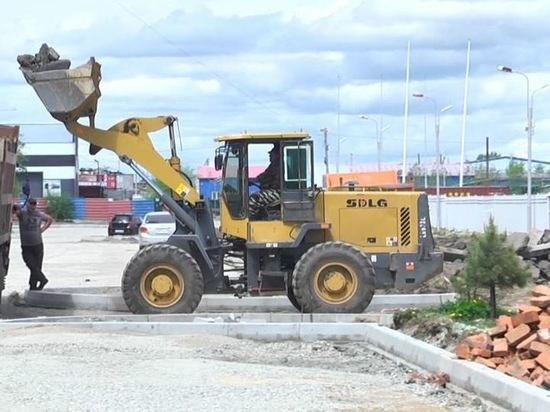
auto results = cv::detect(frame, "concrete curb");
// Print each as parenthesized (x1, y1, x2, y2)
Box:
(22, 289, 456, 312)
(0, 320, 548, 411)
(0, 312, 395, 326)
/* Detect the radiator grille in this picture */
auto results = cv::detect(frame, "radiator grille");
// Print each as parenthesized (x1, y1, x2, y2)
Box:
(400, 207, 411, 246)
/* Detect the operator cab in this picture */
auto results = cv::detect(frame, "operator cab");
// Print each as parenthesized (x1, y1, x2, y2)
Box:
(215, 132, 316, 224)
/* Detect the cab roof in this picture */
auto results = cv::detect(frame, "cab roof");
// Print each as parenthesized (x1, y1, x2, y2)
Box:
(215, 132, 310, 142)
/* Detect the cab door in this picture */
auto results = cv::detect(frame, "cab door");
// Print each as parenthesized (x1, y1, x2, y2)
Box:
(281, 141, 315, 222)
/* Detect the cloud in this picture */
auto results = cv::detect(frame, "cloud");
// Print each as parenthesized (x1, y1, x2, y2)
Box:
(4, 0, 550, 174)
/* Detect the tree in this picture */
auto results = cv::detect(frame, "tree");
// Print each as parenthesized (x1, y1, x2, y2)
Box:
(475, 152, 500, 161)
(534, 163, 545, 174)
(452, 217, 529, 318)
(506, 160, 526, 194)
(506, 160, 525, 179)
(45, 194, 74, 220)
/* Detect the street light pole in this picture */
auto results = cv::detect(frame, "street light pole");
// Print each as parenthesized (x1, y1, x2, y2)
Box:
(497, 65, 533, 231)
(359, 115, 390, 172)
(412, 93, 452, 229)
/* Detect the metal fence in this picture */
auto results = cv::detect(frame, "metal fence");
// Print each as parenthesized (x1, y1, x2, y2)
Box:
(428, 194, 549, 233)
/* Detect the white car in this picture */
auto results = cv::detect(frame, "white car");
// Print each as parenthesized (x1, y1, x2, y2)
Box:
(138, 211, 176, 248)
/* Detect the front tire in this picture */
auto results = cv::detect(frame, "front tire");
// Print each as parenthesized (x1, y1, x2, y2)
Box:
(292, 242, 375, 313)
(122, 244, 203, 314)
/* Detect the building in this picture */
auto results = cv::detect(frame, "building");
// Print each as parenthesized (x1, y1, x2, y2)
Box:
(78, 169, 136, 199)
(17, 126, 78, 198)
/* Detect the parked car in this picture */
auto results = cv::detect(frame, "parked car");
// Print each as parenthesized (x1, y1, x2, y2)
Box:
(108, 214, 142, 236)
(139, 211, 176, 248)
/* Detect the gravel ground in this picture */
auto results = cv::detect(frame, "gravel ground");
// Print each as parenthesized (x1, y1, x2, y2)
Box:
(0, 327, 505, 412)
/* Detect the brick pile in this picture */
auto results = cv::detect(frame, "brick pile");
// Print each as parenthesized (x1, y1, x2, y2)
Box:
(455, 285, 550, 388)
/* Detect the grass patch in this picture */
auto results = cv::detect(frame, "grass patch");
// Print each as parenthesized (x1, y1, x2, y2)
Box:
(436, 297, 513, 321)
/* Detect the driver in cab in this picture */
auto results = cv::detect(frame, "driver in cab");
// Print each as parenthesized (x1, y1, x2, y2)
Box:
(249, 143, 281, 219)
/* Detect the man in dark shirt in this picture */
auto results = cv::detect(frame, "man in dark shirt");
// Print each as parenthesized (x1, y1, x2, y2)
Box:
(13, 198, 54, 290)
(249, 144, 281, 219)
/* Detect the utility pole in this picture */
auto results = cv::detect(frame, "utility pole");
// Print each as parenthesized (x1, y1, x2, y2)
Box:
(320, 128, 329, 177)
(336, 74, 341, 173)
(349, 153, 353, 172)
(486, 136, 489, 182)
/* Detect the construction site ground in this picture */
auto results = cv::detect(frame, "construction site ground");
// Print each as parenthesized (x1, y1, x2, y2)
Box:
(0, 223, 537, 410)
(0, 325, 504, 411)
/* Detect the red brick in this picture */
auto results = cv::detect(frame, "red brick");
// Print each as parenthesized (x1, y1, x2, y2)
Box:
(518, 350, 535, 360)
(520, 359, 537, 370)
(496, 364, 507, 373)
(506, 324, 532, 346)
(496, 315, 513, 331)
(532, 285, 550, 297)
(530, 341, 550, 356)
(488, 324, 507, 338)
(471, 347, 492, 358)
(465, 333, 491, 350)
(490, 357, 506, 365)
(456, 343, 471, 360)
(530, 296, 550, 309)
(516, 333, 537, 350)
(511, 311, 540, 327)
(533, 375, 545, 386)
(506, 357, 529, 378)
(492, 338, 509, 357)
(544, 373, 550, 388)
(539, 314, 550, 329)
(476, 357, 496, 369)
(538, 328, 550, 345)
(530, 366, 545, 380)
(517, 304, 542, 313)
(535, 351, 550, 370)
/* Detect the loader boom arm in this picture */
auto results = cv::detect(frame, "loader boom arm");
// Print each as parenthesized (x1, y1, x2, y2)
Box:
(66, 116, 200, 206)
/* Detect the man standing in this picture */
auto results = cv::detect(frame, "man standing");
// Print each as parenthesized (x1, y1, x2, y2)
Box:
(13, 198, 53, 290)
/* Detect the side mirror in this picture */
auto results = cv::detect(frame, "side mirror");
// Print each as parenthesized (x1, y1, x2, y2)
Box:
(214, 153, 223, 171)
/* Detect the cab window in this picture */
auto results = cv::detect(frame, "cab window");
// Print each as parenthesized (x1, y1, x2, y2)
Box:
(283, 143, 312, 190)
(222, 143, 245, 217)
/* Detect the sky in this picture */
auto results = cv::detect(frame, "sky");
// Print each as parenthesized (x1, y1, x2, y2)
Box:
(2, 0, 550, 176)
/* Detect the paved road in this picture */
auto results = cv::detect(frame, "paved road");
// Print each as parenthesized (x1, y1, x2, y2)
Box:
(6, 223, 138, 293)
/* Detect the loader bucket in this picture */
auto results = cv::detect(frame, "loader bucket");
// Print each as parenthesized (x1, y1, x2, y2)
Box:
(20, 58, 101, 125)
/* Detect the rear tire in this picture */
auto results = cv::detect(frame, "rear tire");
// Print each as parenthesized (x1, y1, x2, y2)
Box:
(287, 280, 303, 312)
(122, 244, 203, 314)
(292, 241, 375, 313)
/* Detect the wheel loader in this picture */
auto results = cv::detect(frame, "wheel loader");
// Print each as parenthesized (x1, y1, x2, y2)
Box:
(18, 50, 443, 314)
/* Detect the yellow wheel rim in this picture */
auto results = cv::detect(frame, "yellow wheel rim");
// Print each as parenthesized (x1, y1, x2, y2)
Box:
(140, 265, 184, 308)
(313, 262, 358, 304)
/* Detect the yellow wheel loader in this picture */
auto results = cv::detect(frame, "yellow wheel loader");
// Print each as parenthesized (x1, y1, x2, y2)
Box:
(18, 50, 443, 314)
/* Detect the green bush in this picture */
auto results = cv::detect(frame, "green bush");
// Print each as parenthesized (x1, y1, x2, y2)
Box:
(45, 195, 74, 220)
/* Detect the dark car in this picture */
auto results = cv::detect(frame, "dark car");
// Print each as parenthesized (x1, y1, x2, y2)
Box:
(108, 214, 142, 236)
